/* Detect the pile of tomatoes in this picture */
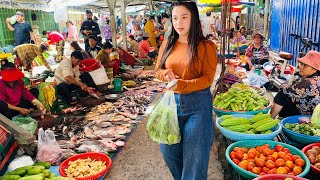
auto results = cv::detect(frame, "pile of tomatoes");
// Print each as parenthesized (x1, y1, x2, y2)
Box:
(230, 144, 306, 176)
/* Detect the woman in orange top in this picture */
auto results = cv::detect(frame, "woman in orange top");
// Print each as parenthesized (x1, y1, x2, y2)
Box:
(155, 2, 218, 179)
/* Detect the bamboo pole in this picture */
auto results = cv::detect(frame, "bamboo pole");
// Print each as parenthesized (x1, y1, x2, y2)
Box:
(121, 0, 127, 50)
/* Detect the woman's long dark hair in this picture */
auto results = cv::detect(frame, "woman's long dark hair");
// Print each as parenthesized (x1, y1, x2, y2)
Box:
(159, 1, 206, 69)
(70, 41, 84, 51)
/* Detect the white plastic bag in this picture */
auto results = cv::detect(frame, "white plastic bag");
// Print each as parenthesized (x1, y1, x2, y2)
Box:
(36, 128, 62, 164)
(88, 66, 110, 85)
(146, 90, 180, 145)
(7, 156, 34, 172)
(249, 72, 269, 87)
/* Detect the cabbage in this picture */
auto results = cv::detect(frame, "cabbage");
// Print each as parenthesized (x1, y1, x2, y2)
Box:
(311, 104, 320, 125)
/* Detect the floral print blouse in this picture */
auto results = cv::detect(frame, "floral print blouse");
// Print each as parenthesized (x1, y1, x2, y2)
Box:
(282, 72, 320, 115)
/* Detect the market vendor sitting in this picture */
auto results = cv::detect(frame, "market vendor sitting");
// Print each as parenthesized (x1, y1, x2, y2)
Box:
(0, 62, 45, 119)
(14, 42, 52, 71)
(232, 31, 247, 44)
(243, 32, 269, 71)
(96, 41, 121, 75)
(88, 35, 102, 59)
(54, 50, 95, 105)
(43, 30, 65, 61)
(270, 51, 320, 119)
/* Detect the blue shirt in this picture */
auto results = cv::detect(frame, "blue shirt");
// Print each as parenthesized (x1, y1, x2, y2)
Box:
(13, 22, 33, 45)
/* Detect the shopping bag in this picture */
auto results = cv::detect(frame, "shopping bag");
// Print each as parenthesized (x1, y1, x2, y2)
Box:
(146, 90, 181, 145)
(36, 128, 62, 165)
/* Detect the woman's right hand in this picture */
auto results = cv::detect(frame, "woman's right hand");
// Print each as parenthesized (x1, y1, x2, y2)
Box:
(164, 70, 179, 82)
(18, 108, 30, 115)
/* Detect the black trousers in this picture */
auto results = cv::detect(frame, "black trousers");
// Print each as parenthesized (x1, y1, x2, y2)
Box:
(80, 72, 98, 89)
(274, 91, 300, 118)
(57, 83, 80, 104)
(0, 88, 39, 119)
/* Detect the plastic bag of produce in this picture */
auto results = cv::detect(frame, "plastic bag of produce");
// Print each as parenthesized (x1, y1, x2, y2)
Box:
(146, 90, 180, 145)
(7, 156, 34, 172)
(249, 72, 269, 88)
(12, 116, 38, 134)
(36, 128, 62, 165)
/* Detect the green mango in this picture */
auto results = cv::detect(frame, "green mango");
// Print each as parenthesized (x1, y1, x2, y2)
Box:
(19, 175, 44, 180)
(34, 162, 51, 169)
(1, 175, 21, 180)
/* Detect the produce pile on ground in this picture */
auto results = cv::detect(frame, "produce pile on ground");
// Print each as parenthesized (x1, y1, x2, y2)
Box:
(65, 158, 106, 178)
(1, 162, 73, 180)
(213, 87, 269, 111)
(230, 144, 306, 176)
(284, 116, 320, 136)
(220, 114, 279, 134)
(305, 145, 320, 169)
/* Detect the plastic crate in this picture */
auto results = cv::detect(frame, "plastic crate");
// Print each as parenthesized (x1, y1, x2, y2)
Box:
(0, 125, 13, 153)
(0, 141, 18, 175)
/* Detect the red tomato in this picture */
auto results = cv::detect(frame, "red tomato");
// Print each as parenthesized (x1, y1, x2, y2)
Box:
(284, 166, 291, 173)
(263, 144, 270, 149)
(248, 148, 256, 153)
(238, 161, 248, 170)
(283, 155, 293, 162)
(263, 148, 273, 156)
(247, 162, 255, 171)
(247, 159, 255, 163)
(292, 155, 301, 162)
(295, 159, 305, 167)
(287, 153, 293, 157)
(247, 152, 256, 159)
(233, 147, 241, 152)
(256, 146, 263, 153)
(275, 159, 285, 167)
(235, 151, 244, 160)
(285, 160, 295, 169)
(259, 172, 266, 176)
(267, 169, 277, 174)
(282, 148, 290, 153)
(262, 167, 270, 173)
(255, 158, 265, 167)
(241, 147, 248, 153)
(275, 144, 284, 152)
(276, 167, 288, 174)
(265, 160, 276, 169)
(278, 152, 286, 158)
(252, 167, 261, 175)
(271, 152, 279, 160)
(292, 166, 302, 175)
(259, 155, 267, 162)
(230, 151, 236, 159)
(266, 155, 276, 162)
(232, 158, 241, 165)
(243, 153, 248, 160)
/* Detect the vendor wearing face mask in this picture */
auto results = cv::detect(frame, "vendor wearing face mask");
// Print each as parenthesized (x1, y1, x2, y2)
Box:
(80, 10, 101, 52)
(271, 51, 320, 119)
(0, 62, 45, 119)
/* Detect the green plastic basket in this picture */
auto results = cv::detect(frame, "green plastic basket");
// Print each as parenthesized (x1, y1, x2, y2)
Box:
(225, 140, 310, 179)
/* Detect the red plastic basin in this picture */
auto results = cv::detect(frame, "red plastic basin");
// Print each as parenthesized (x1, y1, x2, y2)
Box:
(302, 142, 320, 174)
(79, 58, 101, 72)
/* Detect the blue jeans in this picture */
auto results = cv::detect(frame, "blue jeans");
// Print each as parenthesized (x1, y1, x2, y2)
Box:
(160, 88, 214, 180)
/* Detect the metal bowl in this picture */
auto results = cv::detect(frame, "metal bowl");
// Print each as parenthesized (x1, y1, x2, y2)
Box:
(105, 94, 120, 102)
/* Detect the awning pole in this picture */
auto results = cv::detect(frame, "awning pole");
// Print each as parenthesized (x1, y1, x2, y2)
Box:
(121, 0, 127, 50)
(106, 0, 117, 47)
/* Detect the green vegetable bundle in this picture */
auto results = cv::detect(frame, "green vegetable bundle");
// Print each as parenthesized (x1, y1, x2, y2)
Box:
(213, 87, 269, 111)
(220, 113, 279, 134)
(1, 162, 74, 180)
(146, 91, 180, 145)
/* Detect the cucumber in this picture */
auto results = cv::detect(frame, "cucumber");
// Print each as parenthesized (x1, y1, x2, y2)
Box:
(34, 162, 51, 169)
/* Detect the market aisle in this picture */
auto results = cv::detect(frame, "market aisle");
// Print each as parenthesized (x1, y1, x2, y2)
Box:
(105, 64, 224, 180)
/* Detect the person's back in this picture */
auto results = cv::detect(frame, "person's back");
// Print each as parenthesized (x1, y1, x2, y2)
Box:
(138, 40, 150, 58)
(202, 11, 214, 37)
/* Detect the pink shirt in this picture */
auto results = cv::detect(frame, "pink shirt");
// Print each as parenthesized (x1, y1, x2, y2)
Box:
(68, 25, 79, 41)
(0, 79, 35, 106)
(139, 40, 152, 58)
